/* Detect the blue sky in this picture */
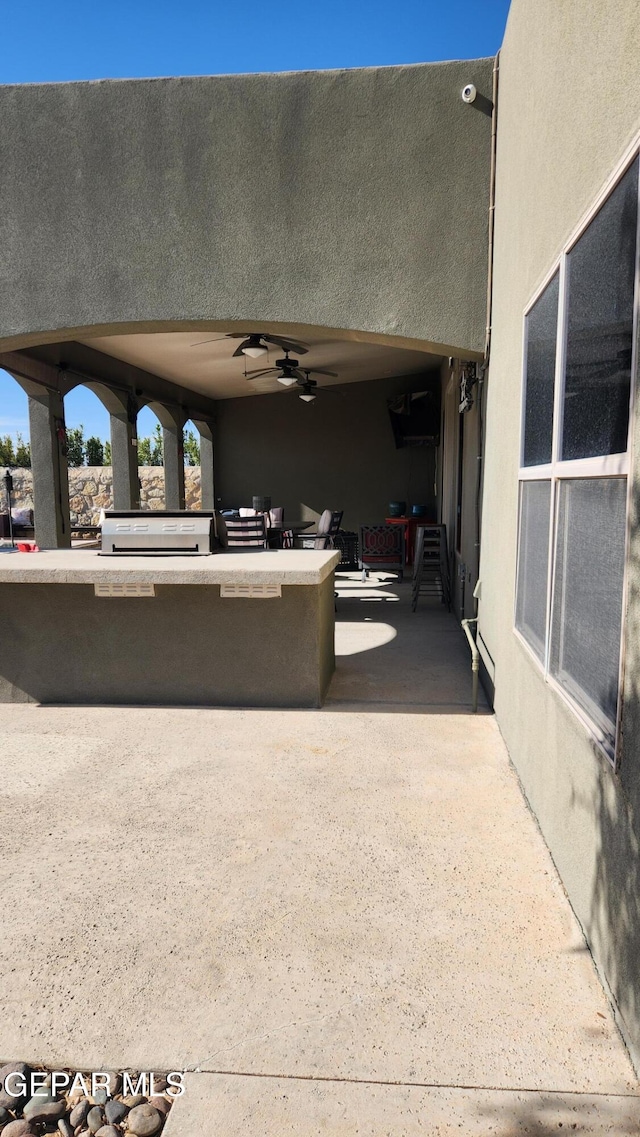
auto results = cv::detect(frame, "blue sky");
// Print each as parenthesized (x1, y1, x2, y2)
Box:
(0, 0, 510, 444)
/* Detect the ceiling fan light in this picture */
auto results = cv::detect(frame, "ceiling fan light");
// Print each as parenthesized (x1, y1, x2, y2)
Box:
(277, 374, 298, 386)
(299, 392, 316, 402)
(242, 344, 268, 358)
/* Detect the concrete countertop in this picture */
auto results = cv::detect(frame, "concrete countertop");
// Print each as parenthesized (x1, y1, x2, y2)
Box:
(0, 548, 341, 586)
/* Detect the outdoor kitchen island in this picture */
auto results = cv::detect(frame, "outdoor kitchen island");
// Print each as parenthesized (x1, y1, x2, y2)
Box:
(0, 549, 340, 707)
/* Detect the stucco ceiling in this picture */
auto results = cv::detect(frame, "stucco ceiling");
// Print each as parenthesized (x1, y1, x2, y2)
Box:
(79, 331, 442, 400)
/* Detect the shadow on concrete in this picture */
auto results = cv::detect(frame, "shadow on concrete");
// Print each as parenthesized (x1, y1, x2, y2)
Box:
(326, 571, 490, 714)
(566, 733, 640, 1074)
(473, 1090, 640, 1134)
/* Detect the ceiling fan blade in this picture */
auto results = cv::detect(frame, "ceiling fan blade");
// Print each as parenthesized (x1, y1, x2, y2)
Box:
(264, 335, 309, 355)
(190, 335, 228, 347)
(233, 344, 251, 357)
(245, 368, 278, 380)
(307, 368, 338, 377)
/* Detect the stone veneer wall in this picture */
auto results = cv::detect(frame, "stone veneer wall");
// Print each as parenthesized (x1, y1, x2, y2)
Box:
(5, 467, 202, 523)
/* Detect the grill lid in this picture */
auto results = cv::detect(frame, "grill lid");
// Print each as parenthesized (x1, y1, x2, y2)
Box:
(100, 511, 216, 555)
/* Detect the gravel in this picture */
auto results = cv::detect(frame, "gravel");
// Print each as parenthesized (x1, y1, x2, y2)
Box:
(0, 1067, 176, 1137)
(126, 1104, 163, 1135)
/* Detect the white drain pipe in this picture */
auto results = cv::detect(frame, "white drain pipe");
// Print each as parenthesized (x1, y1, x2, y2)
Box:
(461, 617, 480, 713)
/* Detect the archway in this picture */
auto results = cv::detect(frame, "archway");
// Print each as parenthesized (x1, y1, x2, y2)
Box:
(0, 368, 32, 541)
(183, 420, 201, 510)
(63, 382, 113, 533)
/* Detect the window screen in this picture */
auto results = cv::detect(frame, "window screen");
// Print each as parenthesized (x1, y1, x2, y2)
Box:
(515, 480, 551, 660)
(523, 275, 558, 466)
(550, 478, 627, 739)
(562, 157, 639, 460)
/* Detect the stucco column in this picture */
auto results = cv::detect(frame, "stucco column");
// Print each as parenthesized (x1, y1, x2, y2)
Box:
(110, 397, 140, 510)
(26, 385, 71, 549)
(194, 420, 215, 510)
(163, 420, 186, 511)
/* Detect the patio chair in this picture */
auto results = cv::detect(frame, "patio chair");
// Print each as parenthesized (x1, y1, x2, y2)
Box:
(223, 513, 268, 551)
(293, 509, 343, 550)
(240, 505, 285, 548)
(359, 524, 405, 581)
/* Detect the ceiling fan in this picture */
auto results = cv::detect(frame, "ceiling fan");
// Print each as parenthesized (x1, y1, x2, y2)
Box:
(190, 332, 309, 358)
(283, 371, 343, 403)
(246, 351, 337, 389)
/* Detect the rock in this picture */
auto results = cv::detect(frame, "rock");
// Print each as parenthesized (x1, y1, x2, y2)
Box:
(58, 1121, 74, 1137)
(104, 1100, 128, 1125)
(0, 1063, 30, 1113)
(105, 1074, 122, 1097)
(23, 1092, 66, 1122)
(2, 1121, 33, 1137)
(148, 1098, 170, 1116)
(126, 1104, 162, 1136)
(120, 1096, 145, 1109)
(92, 1090, 108, 1106)
(69, 1101, 90, 1128)
(148, 1076, 167, 1094)
(0, 1106, 12, 1127)
(95, 1128, 120, 1137)
(86, 1106, 104, 1134)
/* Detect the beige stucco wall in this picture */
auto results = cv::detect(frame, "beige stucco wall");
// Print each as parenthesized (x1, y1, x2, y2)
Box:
(0, 60, 492, 359)
(480, 0, 640, 1065)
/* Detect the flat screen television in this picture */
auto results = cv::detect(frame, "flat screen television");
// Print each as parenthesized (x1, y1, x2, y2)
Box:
(387, 381, 441, 448)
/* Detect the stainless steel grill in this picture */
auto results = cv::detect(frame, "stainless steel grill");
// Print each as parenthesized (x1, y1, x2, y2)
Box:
(100, 511, 216, 555)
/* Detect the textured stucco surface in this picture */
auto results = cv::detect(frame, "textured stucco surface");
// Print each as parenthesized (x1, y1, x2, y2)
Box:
(0, 575, 336, 707)
(479, 0, 640, 1067)
(0, 548, 339, 585)
(0, 61, 492, 356)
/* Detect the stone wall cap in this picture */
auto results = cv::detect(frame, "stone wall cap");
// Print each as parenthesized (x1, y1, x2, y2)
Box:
(0, 548, 341, 586)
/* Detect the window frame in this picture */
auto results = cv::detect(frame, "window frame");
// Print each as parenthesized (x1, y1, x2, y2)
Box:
(514, 140, 640, 768)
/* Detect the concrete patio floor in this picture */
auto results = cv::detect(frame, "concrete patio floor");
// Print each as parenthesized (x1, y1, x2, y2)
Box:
(0, 575, 638, 1133)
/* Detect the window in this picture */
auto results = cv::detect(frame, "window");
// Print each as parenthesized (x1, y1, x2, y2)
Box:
(562, 162, 638, 460)
(523, 274, 558, 467)
(515, 480, 551, 661)
(516, 154, 639, 761)
(550, 478, 627, 746)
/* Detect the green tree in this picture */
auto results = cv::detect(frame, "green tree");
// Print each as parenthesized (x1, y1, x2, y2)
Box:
(183, 428, 200, 466)
(66, 425, 85, 467)
(138, 423, 163, 466)
(104, 439, 112, 465)
(85, 436, 104, 466)
(14, 433, 31, 467)
(0, 436, 16, 466)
